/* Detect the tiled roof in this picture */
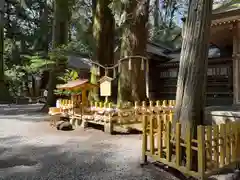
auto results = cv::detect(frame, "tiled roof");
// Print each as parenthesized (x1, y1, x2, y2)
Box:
(213, 0, 240, 14)
(67, 56, 92, 70)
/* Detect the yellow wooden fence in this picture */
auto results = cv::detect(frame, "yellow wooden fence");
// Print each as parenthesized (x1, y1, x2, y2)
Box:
(87, 100, 175, 131)
(142, 114, 240, 179)
(48, 99, 176, 132)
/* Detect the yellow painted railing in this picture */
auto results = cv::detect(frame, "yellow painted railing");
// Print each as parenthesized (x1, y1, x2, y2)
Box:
(89, 100, 176, 112)
(48, 107, 61, 115)
(51, 99, 176, 115)
(79, 100, 175, 126)
(58, 99, 74, 110)
(49, 99, 176, 131)
(142, 113, 240, 179)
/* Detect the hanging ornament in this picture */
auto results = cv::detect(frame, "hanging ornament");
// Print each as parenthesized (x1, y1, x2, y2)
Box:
(113, 68, 116, 78)
(104, 69, 107, 76)
(91, 65, 95, 74)
(118, 62, 121, 73)
(97, 66, 100, 76)
(146, 59, 149, 73)
(141, 58, 144, 70)
(128, 58, 132, 70)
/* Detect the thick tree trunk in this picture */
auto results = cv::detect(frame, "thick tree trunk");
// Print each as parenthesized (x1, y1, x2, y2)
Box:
(41, 0, 49, 53)
(11, 40, 21, 65)
(0, 0, 11, 103)
(174, 0, 213, 139)
(46, 0, 70, 108)
(33, 0, 49, 52)
(90, 0, 115, 101)
(154, 0, 160, 32)
(94, 0, 114, 67)
(92, 0, 96, 20)
(118, 0, 150, 104)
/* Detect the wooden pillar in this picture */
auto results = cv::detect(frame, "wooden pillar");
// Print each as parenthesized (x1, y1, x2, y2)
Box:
(145, 59, 149, 99)
(233, 21, 240, 104)
(82, 88, 87, 106)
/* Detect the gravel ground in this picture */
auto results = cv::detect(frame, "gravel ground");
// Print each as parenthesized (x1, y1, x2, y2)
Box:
(0, 104, 180, 180)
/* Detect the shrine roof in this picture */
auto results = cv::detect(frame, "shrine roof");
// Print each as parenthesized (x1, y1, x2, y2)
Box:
(213, 0, 240, 15)
(57, 79, 98, 90)
(212, 0, 240, 25)
(68, 55, 92, 70)
(99, 76, 113, 83)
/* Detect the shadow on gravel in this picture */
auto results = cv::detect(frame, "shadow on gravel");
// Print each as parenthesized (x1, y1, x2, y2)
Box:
(0, 104, 44, 115)
(0, 104, 50, 123)
(0, 114, 50, 123)
(112, 129, 142, 135)
(0, 158, 38, 169)
(0, 135, 181, 180)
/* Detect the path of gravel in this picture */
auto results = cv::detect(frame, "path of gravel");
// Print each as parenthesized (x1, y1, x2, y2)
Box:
(0, 104, 180, 180)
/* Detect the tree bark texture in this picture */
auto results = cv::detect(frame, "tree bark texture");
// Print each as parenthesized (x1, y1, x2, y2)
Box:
(154, 0, 160, 29)
(90, 0, 115, 101)
(174, 0, 213, 138)
(0, 0, 5, 81)
(0, 0, 11, 103)
(40, 0, 49, 53)
(118, 0, 150, 104)
(47, 0, 71, 107)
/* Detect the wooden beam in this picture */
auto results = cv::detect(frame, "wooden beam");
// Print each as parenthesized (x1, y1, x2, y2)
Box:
(232, 21, 240, 104)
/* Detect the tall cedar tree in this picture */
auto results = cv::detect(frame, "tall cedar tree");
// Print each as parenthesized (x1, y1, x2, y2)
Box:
(46, 0, 72, 107)
(174, 0, 213, 138)
(118, 0, 150, 104)
(90, 0, 115, 101)
(0, 0, 11, 102)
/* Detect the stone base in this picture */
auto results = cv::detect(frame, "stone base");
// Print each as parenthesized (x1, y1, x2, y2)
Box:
(49, 114, 61, 126)
(209, 169, 240, 180)
(104, 122, 113, 134)
(56, 121, 73, 131)
(80, 120, 88, 129)
(204, 106, 240, 125)
(70, 118, 88, 129)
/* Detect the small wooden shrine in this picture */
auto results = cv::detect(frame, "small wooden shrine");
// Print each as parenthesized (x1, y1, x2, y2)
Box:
(57, 79, 98, 106)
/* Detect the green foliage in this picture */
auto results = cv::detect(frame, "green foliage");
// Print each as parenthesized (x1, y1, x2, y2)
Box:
(54, 89, 82, 96)
(151, 26, 182, 49)
(5, 65, 26, 97)
(109, 0, 127, 26)
(23, 55, 54, 73)
(54, 68, 79, 96)
(65, 42, 93, 56)
(58, 69, 79, 83)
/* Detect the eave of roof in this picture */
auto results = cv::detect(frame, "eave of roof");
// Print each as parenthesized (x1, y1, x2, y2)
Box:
(213, 0, 240, 15)
(211, 0, 240, 25)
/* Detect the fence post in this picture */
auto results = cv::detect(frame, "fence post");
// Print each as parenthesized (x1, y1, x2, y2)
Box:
(236, 123, 240, 159)
(231, 122, 237, 162)
(198, 125, 205, 179)
(176, 123, 181, 167)
(186, 124, 192, 170)
(220, 124, 226, 167)
(213, 125, 219, 169)
(142, 115, 148, 164)
(169, 110, 173, 122)
(162, 100, 166, 107)
(150, 114, 154, 155)
(206, 126, 212, 169)
(225, 123, 231, 164)
(166, 121, 172, 162)
(157, 115, 163, 158)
